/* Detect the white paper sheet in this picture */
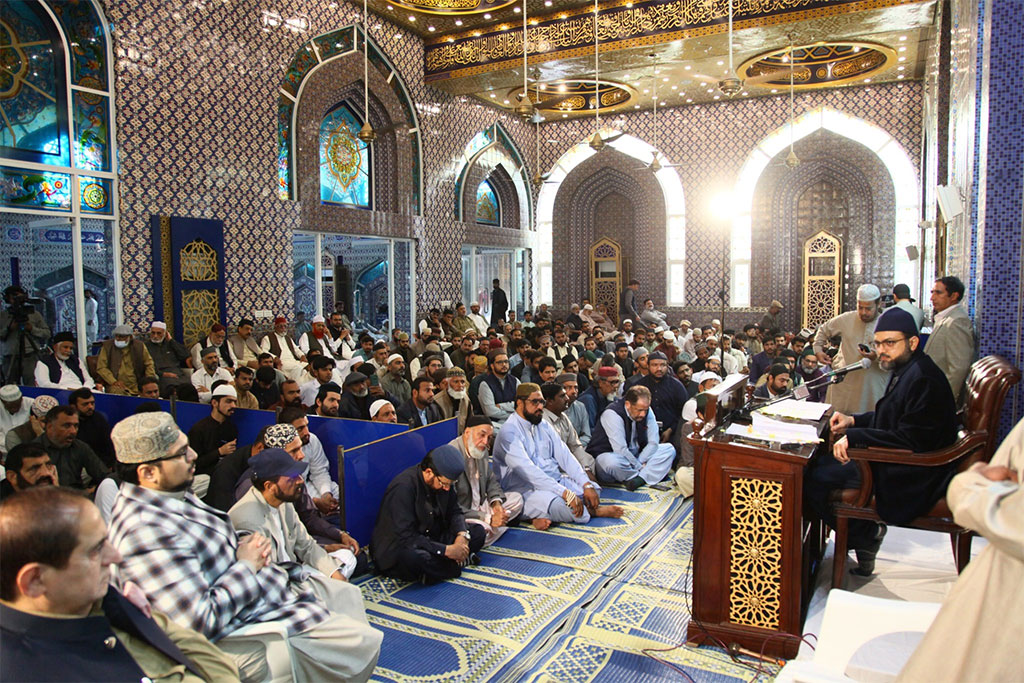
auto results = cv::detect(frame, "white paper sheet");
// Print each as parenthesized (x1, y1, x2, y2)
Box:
(724, 411, 823, 444)
(755, 398, 831, 421)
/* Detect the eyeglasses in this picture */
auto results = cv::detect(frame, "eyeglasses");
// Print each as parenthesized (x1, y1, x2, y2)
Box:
(526, 398, 546, 406)
(435, 475, 455, 489)
(870, 337, 906, 350)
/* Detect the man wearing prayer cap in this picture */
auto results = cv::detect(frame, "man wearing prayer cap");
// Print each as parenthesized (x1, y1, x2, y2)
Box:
(189, 323, 238, 374)
(260, 316, 307, 382)
(578, 365, 621, 429)
(493, 383, 623, 529)
(434, 366, 472, 433)
(372, 444, 486, 584)
(370, 399, 397, 423)
(811, 283, 890, 414)
(186, 382, 238, 477)
(379, 353, 411, 404)
(145, 321, 191, 395)
(806, 306, 959, 577)
(109, 412, 382, 681)
(4, 394, 55, 453)
(0, 384, 32, 456)
(450, 414, 524, 545)
(96, 324, 156, 395)
(34, 331, 95, 391)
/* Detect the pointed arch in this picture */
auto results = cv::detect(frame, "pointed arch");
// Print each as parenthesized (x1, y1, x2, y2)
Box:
(534, 130, 686, 305)
(454, 121, 531, 230)
(730, 107, 919, 306)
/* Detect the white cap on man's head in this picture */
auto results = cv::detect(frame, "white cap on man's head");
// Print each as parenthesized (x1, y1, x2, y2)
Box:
(151, 321, 167, 330)
(212, 385, 237, 399)
(857, 284, 881, 302)
(370, 399, 393, 417)
(312, 314, 325, 323)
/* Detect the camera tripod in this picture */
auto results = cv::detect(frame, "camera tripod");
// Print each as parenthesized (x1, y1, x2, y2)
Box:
(2, 323, 42, 386)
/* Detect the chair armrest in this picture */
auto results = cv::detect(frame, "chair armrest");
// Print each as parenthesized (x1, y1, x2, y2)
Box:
(847, 430, 988, 466)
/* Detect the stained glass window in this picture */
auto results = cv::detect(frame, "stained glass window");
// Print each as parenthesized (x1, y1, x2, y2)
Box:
(319, 102, 371, 209)
(476, 178, 500, 226)
(0, 1, 69, 166)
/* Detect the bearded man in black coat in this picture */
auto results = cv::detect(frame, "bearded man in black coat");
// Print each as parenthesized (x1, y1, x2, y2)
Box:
(805, 307, 959, 576)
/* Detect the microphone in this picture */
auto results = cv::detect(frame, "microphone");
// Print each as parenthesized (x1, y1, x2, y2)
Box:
(823, 357, 872, 378)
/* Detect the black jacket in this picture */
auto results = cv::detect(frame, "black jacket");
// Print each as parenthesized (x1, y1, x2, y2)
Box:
(372, 464, 467, 574)
(846, 350, 959, 524)
(396, 399, 444, 428)
(186, 416, 238, 476)
(0, 588, 201, 682)
(490, 287, 508, 326)
(636, 373, 689, 433)
(77, 411, 117, 469)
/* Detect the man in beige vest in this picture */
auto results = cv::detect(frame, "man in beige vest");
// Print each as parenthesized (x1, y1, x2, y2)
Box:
(96, 325, 156, 395)
(226, 318, 262, 369)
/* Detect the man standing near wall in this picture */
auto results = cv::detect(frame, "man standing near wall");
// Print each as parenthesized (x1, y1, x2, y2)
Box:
(923, 276, 976, 402)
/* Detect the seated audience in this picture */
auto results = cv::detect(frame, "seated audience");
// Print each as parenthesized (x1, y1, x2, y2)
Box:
(5, 394, 54, 453)
(96, 324, 156, 396)
(139, 376, 162, 399)
(493, 383, 623, 529)
(0, 442, 58, 500)
(312, 382, 342, 418)
(191, 346, 233, 402)
(542, 382, 596, 477)
(230, 448, 367, 589)
(250, 365, 280, 409)
(578, 366, 620, 429)
(190, 323, 237, 373)
(434, 366, 472, 433)
(555, 373, 591, 448)
(279, 406, 339, 515)
(397, 376, 444, 428)
(35, 331, 95, 390)
(227, 318, 263, 369)
(753, 363, 791, 400)
(478, 350, 519, 431)
(278, 378, 304, 409)
(380, 353, 412, 404)
(144, 321, 192, 395)
(206, 425, 270, 512)
(370, 399, 398, 423)
(36, 404, 108, 491)
(260, 315, 307, 381)
(587, 385, 675, 491)
(795, 348, 827, 402)
(231, 366, 258, 409)
(747, 335, 778, 385)
(372, 445, 486, 584)
(186, 384, 238, 477)
(805, 308, 958, 576)
(108, 412, 381, 681)
(69, 387, 116, 468)
(635, 351, 688, 447)
(300, 355, 337, 408)
(0, 384, 32, 456)
(0, 487, 239, 682)
(682, 372, 723, 422)
(451, 415, 523, 546)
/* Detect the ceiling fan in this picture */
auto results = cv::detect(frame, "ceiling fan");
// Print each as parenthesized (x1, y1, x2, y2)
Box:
(633, 58, 681, 172)
(765, 41, 801, 169)
(356, 0, 376, 143)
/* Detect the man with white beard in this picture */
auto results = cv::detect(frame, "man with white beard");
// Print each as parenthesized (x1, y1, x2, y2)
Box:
(451, 415, 523, 545)
(434, 367, 473, 433)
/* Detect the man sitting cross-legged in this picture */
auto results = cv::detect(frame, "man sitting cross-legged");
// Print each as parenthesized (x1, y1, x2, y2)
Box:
(493, 383, 623, 529)
(107, 412, 381, 682)
(372, 445, 486, 584)
(586, 385, 676, 491)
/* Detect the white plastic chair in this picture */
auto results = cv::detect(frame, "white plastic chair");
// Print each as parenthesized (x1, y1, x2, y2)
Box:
(775, 589, 942, 682)
(221, 621, 298, 683)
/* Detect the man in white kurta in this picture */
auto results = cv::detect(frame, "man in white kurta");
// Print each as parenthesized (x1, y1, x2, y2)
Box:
(492, 383, 622, 528)
(896, 416, 1024, 682)
(812, 284, 890, 414)
(261, 316, 307, 382)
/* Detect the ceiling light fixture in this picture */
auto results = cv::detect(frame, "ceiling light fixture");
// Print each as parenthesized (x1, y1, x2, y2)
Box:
(718, 0, 742, 96)
(515, 0, 536, 121)
(358, 0, 376, 143)
(484, 13, 491, 19)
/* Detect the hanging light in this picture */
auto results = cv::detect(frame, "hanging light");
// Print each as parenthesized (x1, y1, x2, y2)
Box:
(515, 0, 535, 120)
(784, 42, 800, 168)
(357, 0, 377, 142)
(718, 0, 742, 97)
(588, 0, 604, 151)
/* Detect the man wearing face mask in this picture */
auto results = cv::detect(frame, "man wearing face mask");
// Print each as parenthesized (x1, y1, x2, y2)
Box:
(434, 367, 473, 433)
(35, 331, 95, 390)
(451, 415, 523, 545)
(96, 325, 156, 396)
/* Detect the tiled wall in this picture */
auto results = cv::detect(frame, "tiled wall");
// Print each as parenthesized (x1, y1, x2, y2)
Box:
(104, 0, 535, 330)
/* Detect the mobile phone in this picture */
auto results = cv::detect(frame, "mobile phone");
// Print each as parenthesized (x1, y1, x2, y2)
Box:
(858, 343, 871, 354)
(369, 373, 380, 387)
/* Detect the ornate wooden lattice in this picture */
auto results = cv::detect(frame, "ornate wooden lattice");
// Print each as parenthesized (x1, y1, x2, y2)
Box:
(728, 477, 783, 629)
(181, 289, 220, 347)
(589, 238, 621, 325)
(179, 239, 218, 282)
(802, 230, 842, 330)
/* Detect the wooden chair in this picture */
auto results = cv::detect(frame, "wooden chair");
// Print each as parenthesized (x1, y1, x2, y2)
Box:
(831, 355, 1021, 588)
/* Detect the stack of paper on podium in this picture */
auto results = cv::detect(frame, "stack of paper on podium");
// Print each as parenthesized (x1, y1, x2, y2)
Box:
(755, 398, 831, 421)
(725, 411, 823, 444)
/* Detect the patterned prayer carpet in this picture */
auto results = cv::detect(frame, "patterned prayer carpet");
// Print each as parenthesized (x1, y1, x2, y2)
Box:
(358, 487, 778, 682)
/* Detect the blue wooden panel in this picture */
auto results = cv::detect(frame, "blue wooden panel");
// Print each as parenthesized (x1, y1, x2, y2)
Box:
(307, 415, 407, 483)
(232, 407, 277, 446)
(93, 392, 171, 427)
(173, 400, 210, 434)
(342, 417, 458, 545)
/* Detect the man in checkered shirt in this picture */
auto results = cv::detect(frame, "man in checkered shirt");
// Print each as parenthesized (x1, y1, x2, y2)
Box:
(107, 412, 381, 681)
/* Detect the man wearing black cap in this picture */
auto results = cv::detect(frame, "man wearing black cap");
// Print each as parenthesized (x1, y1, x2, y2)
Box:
(338, 371, 373, 420)
(891, 284, 924, 330)
(34, 331, 95, 390)
(451, 415, 524, 546)
(805, 306, 959, 576)
(372, 444, 486, 584)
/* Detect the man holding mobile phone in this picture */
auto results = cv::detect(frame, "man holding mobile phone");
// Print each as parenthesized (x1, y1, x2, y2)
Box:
(811, 284, 890, 414)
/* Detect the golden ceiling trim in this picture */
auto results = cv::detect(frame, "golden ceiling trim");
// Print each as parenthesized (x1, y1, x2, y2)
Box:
(507, 78, 637, 115)
(739, 41, 897, 88)
(424, 0, 924, 79)
(386, 0, 519, 16)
